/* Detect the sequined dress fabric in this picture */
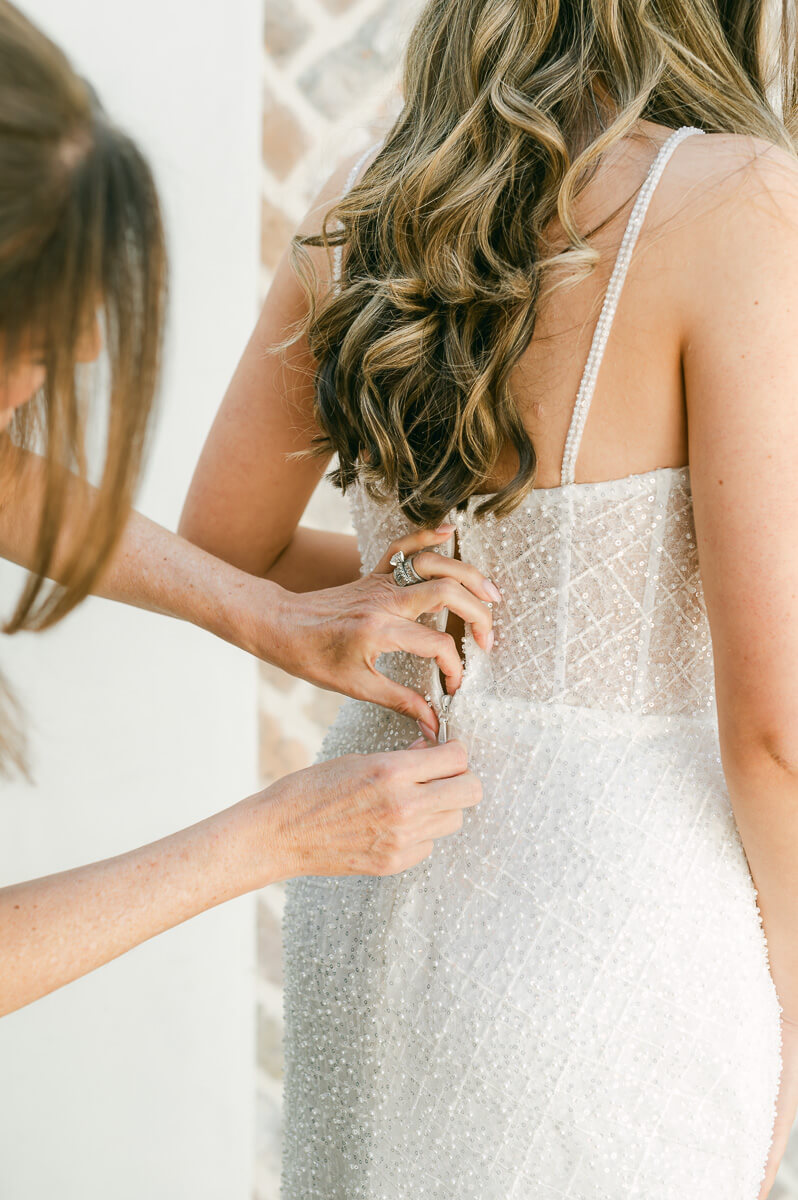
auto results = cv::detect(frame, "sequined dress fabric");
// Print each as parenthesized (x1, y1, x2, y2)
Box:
(280, 127, 783, 1199)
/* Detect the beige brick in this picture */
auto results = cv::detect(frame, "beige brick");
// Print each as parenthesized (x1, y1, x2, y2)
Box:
(259, 660, 296, 696)
(319, 0, 359, 13)
(302, 686, 345, 729)
(257, 895, 284, 986)
(255, 1089, 282, 1193)
(257, 1005, 284, 1079)
(264, 0, 309, 60)
(259, 709, 311, 782)
(261, 197, 295, 271)
(262, 88, 309, 180)
(297, 3, 404, 119)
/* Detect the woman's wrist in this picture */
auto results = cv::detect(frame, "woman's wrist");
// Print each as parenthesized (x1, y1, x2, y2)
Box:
(222, 780, 297, 895)
(206, 564, 292, 667)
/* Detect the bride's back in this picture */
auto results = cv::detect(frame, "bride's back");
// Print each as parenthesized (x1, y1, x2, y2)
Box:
(338, 121, 798, 724)
(444, 120, 786, 494)
(280, 116, 798, 1200)
(503, 119, 699, 491)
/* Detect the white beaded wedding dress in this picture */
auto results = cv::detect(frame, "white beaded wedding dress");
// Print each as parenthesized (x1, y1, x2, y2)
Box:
(280, 125, 783, 1199)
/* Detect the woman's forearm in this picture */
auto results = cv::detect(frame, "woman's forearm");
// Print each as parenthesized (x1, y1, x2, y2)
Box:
(264, 526, 361, 592)
(0, 793, 277, 1017)
(722, 748, 798, 1196)
(0, 741, 481, 1017)
(722, 744, 798, 1021)
(0, 446, 288, 659)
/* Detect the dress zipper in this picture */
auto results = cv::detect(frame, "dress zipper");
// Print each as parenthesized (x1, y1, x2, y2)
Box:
(427, 526, 458, 744)
(436, 692, 453, 744)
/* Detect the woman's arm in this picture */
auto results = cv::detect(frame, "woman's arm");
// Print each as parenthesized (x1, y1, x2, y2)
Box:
(0, 442, 289, 660)
(177, 149, 499, 730)
(0, 440, 495, 731)
(680, 136, 798, 1191)
(0, 738, 480, 1016)
(178, 152, 362, 586)
(266, 526, 361, 593)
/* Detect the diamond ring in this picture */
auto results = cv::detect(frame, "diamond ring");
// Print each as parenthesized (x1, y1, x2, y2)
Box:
(389, 549, 425, 587)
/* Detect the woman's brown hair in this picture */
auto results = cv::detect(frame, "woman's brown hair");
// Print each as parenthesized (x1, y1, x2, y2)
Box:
(291, 0, 797, 528)
(0, 1, 167, 769)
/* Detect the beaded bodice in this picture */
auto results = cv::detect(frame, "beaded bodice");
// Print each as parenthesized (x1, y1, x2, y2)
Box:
(350, 461, 713, 716)
(343, 126, 714, 718)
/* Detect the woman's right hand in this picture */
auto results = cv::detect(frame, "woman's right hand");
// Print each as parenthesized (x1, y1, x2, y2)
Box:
(0, 737, 479, 1018)
(252, 738, 481, 882)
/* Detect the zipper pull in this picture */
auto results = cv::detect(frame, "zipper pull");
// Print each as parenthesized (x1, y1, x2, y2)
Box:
(436, 693, 453, 744)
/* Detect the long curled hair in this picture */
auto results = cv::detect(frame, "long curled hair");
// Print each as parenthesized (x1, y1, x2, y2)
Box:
(0, 1, 167, 771)
(291, 0, 797, 527)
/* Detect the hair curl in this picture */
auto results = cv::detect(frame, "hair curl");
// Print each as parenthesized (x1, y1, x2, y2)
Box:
(291, 0, 797, 527)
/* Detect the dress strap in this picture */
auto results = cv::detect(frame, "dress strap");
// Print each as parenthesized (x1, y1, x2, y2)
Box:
(559, 125, 705, 486)
(332, 139, 385, 294)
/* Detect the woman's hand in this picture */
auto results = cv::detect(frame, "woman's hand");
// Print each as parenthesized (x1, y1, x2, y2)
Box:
(243, 526, 501, 735)
(758, 1014, 798, 1197)
(252, 738, 482, 882)
(1, 736, 480, 1017)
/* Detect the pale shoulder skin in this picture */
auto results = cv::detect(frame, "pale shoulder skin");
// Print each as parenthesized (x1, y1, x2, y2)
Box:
(179, 127, 798, 1194)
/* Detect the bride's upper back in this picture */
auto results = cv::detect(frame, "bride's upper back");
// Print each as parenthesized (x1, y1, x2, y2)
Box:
(501, 120, 700, 492)
(348, 124, 798, 719)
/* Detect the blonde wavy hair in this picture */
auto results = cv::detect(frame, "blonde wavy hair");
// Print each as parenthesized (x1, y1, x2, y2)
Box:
(291, 0, 797, 527)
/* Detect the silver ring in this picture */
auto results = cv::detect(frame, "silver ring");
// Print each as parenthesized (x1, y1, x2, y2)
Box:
(389, 549, 425, 587)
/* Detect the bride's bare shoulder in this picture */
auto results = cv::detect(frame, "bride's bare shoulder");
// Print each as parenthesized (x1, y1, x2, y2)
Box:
(668, 129, 798, 231)
(658, 129, 798, 327)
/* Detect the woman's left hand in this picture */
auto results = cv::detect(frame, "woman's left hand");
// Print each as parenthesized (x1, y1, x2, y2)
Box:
(244, 525, 500, 736)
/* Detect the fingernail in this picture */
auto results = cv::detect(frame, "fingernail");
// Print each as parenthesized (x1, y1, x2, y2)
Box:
(486, 580, 502, 603)
(409, 736, 427, 749)
(417, 720, 437, 742)
(435, 523, 455, 534)
(485, 629, 495, 652)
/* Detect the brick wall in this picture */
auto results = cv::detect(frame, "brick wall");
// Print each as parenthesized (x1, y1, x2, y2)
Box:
(255, 1, 798, 1194)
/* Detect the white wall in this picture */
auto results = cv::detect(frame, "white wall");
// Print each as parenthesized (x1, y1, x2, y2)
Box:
(0, 3, 262, 1198)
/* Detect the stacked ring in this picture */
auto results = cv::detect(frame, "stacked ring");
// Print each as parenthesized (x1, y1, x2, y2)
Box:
(390, 550, 425, 587)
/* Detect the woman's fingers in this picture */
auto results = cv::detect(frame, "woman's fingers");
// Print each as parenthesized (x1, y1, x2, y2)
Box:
(280, 740, 482, 880)
(363, 669, 441, 732)
(375, 528, 502, 610)
(388, 621, 463, 696)
(393, 737, 470, 784)
(400, 577, 494, 650)
(373, 525, 456, 574)
(407, 548, 502, 607)
(387, 616, 464, 680)
(415, 770, 483, 819)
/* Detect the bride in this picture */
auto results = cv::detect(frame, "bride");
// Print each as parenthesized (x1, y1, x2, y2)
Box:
(180, 0, 798, 1195)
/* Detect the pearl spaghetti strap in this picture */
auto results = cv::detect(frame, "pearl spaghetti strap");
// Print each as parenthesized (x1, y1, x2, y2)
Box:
(560, 124, 705, 487)
(332, 139, 384, 295)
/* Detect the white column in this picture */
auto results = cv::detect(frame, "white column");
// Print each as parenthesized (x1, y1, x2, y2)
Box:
(0, 3, 262, 1198)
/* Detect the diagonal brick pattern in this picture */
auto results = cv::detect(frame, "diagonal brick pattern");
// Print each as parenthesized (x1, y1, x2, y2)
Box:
(256, 1, 798, 1194)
